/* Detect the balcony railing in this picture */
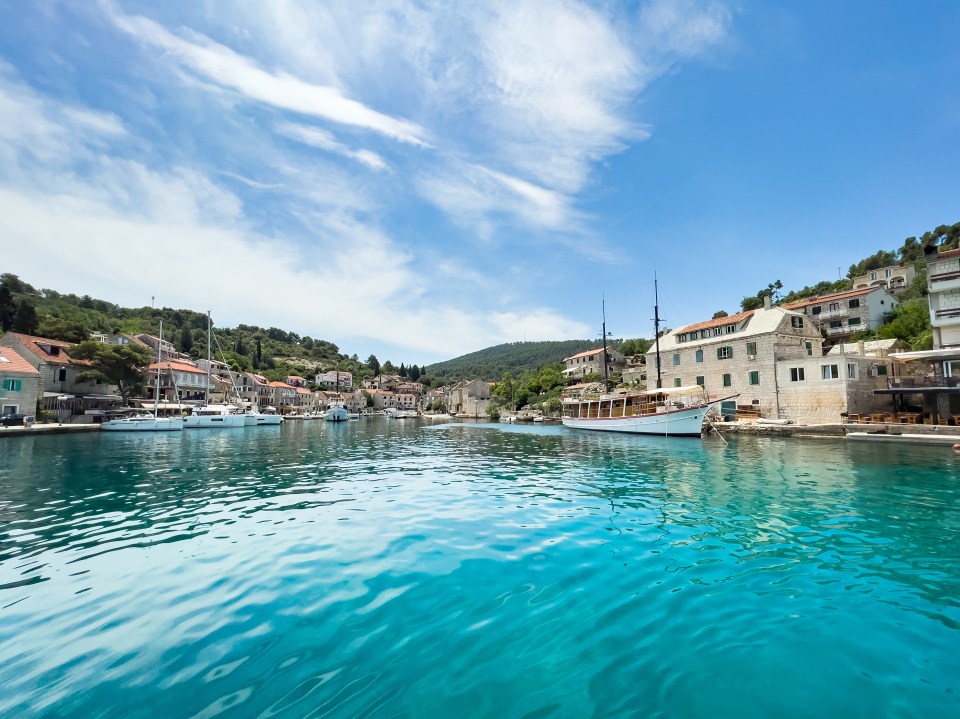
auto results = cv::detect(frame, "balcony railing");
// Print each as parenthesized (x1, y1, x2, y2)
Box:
(931, 270, 960, 283)
(935, 307, 960, 319)
(825, 325, 855, 335)
(816, 307, 849, 320)
(887, 377, 960, 389)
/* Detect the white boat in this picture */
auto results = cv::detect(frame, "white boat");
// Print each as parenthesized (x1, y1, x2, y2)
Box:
(102, 411, 184, 432)
(394, 409, 419, 418)
(184, 403, 247, 428)
(324, 405, 349, 422)
(243, 409, 282, 426)
(561, 284, 736, 437)
(347, 412, 361, 420)
(102, 320, 185, 432)
(562, 385, 735, 437)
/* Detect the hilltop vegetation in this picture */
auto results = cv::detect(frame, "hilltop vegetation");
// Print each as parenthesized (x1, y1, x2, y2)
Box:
(0, 273, 367, 383)
(732, 221, 959, 351)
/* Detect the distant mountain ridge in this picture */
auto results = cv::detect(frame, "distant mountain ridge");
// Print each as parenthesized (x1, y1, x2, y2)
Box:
(426, 340, 604, 381)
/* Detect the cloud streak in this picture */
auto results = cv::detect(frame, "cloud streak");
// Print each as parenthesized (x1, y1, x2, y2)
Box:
(103, 2, 429, 147)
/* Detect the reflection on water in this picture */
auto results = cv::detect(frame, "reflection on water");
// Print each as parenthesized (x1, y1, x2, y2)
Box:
(1, 420, 959, 717)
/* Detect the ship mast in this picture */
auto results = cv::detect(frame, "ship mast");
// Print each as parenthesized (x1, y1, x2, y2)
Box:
(654, 275, 662, 390)
(601, 298, 610, 391)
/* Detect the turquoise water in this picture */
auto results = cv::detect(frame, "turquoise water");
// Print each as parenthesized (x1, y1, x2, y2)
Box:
(1, 420, 959, 718)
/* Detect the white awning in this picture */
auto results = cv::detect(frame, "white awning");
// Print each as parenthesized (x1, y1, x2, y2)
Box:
(889, 348, 960, 362)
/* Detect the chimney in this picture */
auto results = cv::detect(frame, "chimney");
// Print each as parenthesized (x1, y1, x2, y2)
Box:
(763, 294, 772, 310)
(857, 340, 865, 356)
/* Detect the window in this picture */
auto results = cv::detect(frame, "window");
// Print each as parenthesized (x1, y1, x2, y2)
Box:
(713, 327, 722, 336)
(678, 334, 687, 343)
(748, 371, 760, 386)
(829, 302, 839, 312)
(717, 346, 733, 360)
(805, 341, 813, 356)
(722, 373, 732, 387)
(829, 320, 842, 329)
(1, 379, 22, 392)
(821, 364, 839, 380)
(791, 316, 804, 328)
(746, 342, 757, 356)
(848, 317, 861, 326)
(701, 329, 709, 339)
(848, 298, 860, 308)
(696, 375, 705, 388)
(674, 378, 682, 387)
(846, 363, 858, 380)
(885, 268, 891, 278)
(812, 306, 822, 315)
(673, 353, 680, 366)
(789, 367, 805, 382)
(695, 349, 703, 363)
(725, 324, 736, 334)
(870, 271, 877, 280)
(57, 368, 67, 382)
(876, 364, 888, 376)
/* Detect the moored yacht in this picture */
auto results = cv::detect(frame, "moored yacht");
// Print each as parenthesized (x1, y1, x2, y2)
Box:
(184, 403, 247, 428)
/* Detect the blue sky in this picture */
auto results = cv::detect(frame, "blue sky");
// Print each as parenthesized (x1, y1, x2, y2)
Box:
(1, 1, 958, 365)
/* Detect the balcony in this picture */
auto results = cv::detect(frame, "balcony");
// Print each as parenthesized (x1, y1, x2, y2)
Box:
(824, 325, 855, 336)
(815, 307, 849, 321)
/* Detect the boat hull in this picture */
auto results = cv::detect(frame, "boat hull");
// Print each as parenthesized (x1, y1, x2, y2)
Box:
(562, 401, 719, 437)
(101, 417, 185, 432)
(184, 414, 247, 429)
(244, 413, 283, 426)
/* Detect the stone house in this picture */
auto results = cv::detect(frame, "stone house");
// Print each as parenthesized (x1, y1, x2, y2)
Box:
(147, 360, 211, 403)
(851, 264, 917, 293)
(561, 347, 626, 381)
(445, 379, 491, 416)
(0, 346, 41, 418)
(0, 332, 120, 419)
(783, 286, 898, 346)
(644, 302, 893, 424)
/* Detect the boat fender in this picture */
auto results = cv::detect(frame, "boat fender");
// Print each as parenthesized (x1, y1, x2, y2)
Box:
(954, 444, 960, 452)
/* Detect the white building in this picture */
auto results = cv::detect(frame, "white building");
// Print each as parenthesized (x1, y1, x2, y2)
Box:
(924, 244, 960, 349)
(561, 347, 625, 381)
(315, 370, 353, 391)
(851, 264, 916, 293)
(783, 286, 898, 345)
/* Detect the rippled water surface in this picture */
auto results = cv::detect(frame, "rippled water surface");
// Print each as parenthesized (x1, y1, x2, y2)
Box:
(1, 420, 959, 718)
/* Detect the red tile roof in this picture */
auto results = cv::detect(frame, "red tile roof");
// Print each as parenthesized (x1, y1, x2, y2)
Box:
(0, 347, 41, 375)
(149, 360, 206, 374)
(937, 247, 960, 259)
(678, 310, 754, 335)
(563, 348, 605, 362)
(267, 381, 292, 388)
(4, 333, 89, 366)
(782, 286, 880, 310)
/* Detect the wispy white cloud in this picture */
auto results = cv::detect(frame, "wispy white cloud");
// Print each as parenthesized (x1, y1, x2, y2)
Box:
(218, 171, 285, 190)
(0, 67, 590, 357)
(275, 122, 388, 172)
(101, 1, 430, 147)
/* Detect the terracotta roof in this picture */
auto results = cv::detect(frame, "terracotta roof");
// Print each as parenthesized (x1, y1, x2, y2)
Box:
(287, 375, 307, 381)
(782, 286, 880, 309)
(563, 348, 605, 362)
(0, 347, 41, 375)
(267, 381, 292, 388)
(294, 387, 311, 394)
(3, 332, 88, 366)
(937, 247, 960, 259)
(678, 310, 755, 335)
(150, 360, 206, 374)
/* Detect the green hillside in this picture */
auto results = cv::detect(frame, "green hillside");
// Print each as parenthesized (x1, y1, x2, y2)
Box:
(426, 340, 605, 382)
(0, 273, 364, 383)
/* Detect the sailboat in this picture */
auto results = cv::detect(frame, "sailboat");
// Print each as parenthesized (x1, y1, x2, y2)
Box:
(560, 282, 737, 437)
(184, 313, 247, 429)
(102, 321, 185, 432)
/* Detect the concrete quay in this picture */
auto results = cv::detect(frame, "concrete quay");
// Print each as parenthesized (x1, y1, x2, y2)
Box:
(0, 423, 100, 439)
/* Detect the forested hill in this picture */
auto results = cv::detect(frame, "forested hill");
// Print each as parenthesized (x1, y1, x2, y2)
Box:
(426, 340, 601, 381)
(0, 273, 363, 382)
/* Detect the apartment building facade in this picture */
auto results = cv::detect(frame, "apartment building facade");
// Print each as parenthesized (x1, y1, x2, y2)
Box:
(784, 286, 897, 345)
(924, 244, 960, 349)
